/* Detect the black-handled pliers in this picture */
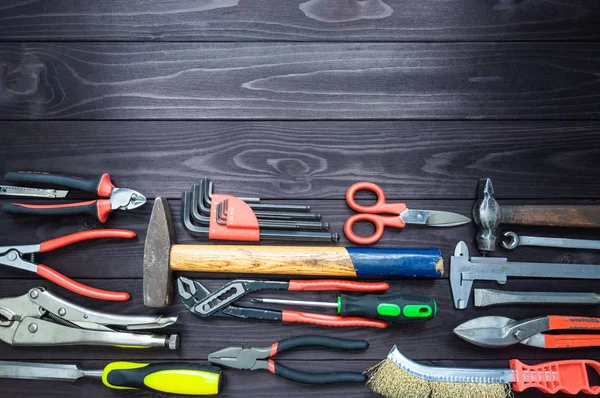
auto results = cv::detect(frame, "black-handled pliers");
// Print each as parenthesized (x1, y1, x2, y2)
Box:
(2, 171, 146, 222)
(208, 335, 368, 384)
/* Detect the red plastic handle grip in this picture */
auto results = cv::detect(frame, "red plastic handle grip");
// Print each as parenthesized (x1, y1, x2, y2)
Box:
(281, 310, 387, 328)
(344, 213, 406, 245)
(6, 200, 113, 223)
(39, 229, 137, 252)
(544, 334, 600, 349)
(549, 315, 600, 331)
(511, 358, 600, 395)
(288, 280, 389, 292)
(346, 182, 406, 215)
(37, 264, 130, 301)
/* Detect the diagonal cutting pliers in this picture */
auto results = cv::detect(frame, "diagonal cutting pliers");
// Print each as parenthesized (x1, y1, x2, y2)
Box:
(2, 171, 146, 222)
(0, 229, 135, 300)
(208, 335, 368, 384)
(454, 315, 600, 349)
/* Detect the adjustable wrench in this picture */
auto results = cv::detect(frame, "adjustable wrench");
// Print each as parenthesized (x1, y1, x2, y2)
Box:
(501, 231, 600, 251)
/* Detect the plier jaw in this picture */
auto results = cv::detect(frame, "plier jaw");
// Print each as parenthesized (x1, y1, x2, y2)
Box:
(0, 287, 179, 349)
(207, 346, 271, 371)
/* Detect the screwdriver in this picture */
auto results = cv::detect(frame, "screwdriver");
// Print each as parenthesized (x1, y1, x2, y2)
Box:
(252, 292, 437, 324)
(0, 361, 222, 395)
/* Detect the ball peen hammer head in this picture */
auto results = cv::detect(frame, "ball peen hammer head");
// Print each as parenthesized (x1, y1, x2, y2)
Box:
(144, 197, 176, 307)
(472, 178, 501, 253)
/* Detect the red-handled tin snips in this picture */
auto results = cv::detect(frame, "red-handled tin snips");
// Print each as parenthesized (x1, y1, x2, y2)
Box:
(0, 229, 135, 300)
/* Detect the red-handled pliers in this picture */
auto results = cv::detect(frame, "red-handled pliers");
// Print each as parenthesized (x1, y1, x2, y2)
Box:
(2, 171, 146, 223)
(177, 277, 390, 328)
(0, 229, 135, 301)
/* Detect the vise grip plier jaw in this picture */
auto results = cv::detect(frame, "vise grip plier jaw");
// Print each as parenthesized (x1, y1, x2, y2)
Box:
(0, 287, 179, 349)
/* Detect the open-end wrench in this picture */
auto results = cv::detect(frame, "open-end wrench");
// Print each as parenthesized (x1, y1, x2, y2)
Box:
(501, 231, 600, 251)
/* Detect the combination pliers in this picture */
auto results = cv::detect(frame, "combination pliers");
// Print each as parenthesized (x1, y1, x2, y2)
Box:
(208, 335, 368, 384)
(2, 171, 146, 222)
(0, 287, 179, 349)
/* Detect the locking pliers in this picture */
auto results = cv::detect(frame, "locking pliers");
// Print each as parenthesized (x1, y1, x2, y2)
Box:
(0, 287, 179, 349)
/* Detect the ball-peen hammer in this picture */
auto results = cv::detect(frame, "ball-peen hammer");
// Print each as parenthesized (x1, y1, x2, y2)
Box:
(143, 198, 445, 307)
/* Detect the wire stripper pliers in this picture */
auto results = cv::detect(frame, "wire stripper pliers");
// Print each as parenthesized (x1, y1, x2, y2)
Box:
(0, 287, 179, 349)
(0, 229, 135, 300)
(2, 171, 146, 222)
(208, 335, 368, 384)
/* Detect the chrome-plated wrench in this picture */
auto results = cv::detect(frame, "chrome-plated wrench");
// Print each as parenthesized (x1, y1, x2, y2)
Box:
(501, 231, 600, 250)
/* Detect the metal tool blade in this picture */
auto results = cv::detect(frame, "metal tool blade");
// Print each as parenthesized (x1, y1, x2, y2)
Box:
(385, 345, 515, 384)
(400, 209, 471, 227)
(0, 361, 86, 382)
(0, 185, 68, 198)
(475, 289, 600, 307)
(453, 316, 519, 348)
(252, 297, 338, 308)
(110, 188, 146, 210)
(450, 241, 600, 309)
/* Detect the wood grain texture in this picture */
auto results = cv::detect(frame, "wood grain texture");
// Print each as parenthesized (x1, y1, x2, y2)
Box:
(0, 0, 599, 42)
(1, 121, 600, 199)
(2, 43, 600, 119)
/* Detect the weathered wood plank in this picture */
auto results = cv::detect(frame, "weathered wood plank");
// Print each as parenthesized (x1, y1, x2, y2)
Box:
(0, 278, 599, 362)
(0, 0, 598, 42)
(2, 44, 600, 119)
(2, 121, 600, 199)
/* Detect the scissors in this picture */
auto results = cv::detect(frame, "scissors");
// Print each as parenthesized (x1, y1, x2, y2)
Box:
(344, 182, 471, 245)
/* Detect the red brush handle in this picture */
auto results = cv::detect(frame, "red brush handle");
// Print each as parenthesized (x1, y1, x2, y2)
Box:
(288, 280, 389, 292)
(511, 358, 600, 395)
(37, 264, 130, 301)
(39, 229, 136, 252)
(281, 310, 387, 328)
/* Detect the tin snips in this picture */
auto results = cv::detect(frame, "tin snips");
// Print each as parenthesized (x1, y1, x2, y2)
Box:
(0, 287, 179, 349)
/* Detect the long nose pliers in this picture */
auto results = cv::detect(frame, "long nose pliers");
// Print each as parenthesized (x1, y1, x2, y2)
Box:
(208, 335, 368, 384)
(2, 171, 146, 223)
(0, 229, 135, 300)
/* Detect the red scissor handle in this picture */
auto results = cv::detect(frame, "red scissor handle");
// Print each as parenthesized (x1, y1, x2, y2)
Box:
(346, 182, 406, 215)
(39, 229, 136, 252)
(344, 213, 406, 245)
(37, 264, 130, 301)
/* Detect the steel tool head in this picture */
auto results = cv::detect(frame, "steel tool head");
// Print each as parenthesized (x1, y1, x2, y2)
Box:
(449, 241, 474, 310)
(400, 209, 471, 227)
(472, 178, 501, 253)
(0, 361, 87, 382)
(144, 198, 176, 307)
(110, 188, 146, 210)
(453, 316, 518, 348)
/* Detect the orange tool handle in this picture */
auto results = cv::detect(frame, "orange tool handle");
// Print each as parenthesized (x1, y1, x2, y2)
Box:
(39, 229, 137, 252)
(288, 280, 389, 292)
(4, 200, 114, 223)
(344, 213, 406, 245)
(544, 334, 600, 349)
(548, 315, 600, 331)
(5, 171, 115, 197)
(281, 310, 388, 328)
(511, 358, 600, 395)
(346, 182, 406, 215)
(37, 264, 130, 301)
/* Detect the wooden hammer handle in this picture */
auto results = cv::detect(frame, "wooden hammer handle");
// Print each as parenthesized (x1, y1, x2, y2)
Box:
(501, 205, 600, 228)
(170, 245, 444, 278)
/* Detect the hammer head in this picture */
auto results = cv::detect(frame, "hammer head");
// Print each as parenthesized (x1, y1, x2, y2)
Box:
(144, 197, 176, 307)
(472, 178, 501, 253)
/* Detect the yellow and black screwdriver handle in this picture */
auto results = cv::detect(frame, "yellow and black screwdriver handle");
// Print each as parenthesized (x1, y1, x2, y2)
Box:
(102, 362, 222, 395)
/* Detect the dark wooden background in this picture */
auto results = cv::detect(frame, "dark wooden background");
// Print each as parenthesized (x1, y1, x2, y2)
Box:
(1, 1, 599, 397)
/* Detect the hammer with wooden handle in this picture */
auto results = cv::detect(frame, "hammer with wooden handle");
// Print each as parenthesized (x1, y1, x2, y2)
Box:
(473, 178, 600, 253)
(143, 198, 445, 307)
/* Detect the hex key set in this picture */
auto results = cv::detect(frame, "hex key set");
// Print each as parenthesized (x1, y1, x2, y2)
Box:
(181, 177, 339, 242)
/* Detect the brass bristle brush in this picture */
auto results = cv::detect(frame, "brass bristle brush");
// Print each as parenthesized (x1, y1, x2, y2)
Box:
(366, 346, 600, 398)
